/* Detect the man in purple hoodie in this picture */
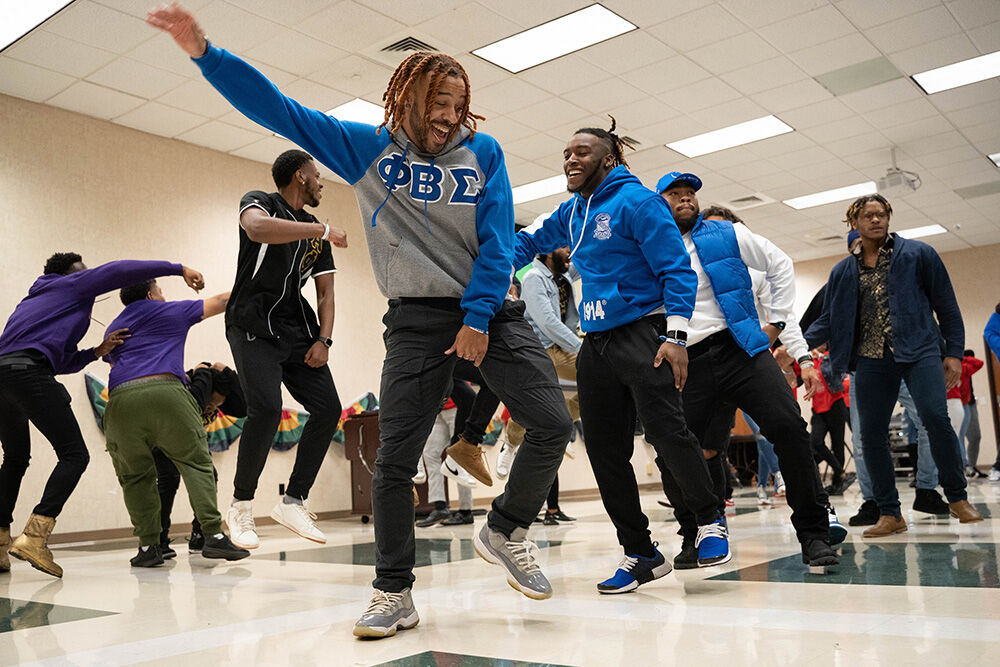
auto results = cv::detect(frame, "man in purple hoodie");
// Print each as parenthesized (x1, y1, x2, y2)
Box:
(0, 252, 203, 578)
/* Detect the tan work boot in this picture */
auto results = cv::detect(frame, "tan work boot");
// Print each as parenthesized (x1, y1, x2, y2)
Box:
(862, 514, 907, 538)
(9, 514, 62, 578)
(444, 437, 493, 487)
(949, 500, 984, 523)
(0, 526, 10, 572)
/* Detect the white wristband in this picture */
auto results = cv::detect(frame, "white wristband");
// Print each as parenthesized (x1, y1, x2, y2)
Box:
(321, 223, 330, 241)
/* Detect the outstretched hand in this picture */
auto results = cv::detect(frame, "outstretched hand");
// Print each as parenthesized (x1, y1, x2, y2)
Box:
(328, 227, 349, 248)
(96, 328, 130, 358)
(146, 2, 208, 58)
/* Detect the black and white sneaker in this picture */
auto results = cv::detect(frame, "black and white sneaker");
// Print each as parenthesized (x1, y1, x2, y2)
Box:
(202, 534, 250, 561)
(130, 545, 164, 568)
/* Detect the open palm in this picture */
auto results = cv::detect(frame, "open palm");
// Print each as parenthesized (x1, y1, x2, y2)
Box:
(146, 2, 207, 58)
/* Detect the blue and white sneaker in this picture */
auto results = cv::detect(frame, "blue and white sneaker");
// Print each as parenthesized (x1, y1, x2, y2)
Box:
(696, 517, 731, 567)
(597, 544, 672, 594)
(828, 506, 848, 546)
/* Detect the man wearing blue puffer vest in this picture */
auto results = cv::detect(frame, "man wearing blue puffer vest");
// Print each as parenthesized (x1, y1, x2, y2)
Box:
(654, 172, 840, 569)
(514, 120, 727, 595)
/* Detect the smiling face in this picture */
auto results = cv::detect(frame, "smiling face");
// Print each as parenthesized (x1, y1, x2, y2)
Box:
(403, 72, 466, 154)
(851, 200, 891, 243)
(297, 159, 323, 207)
(564, 133, 613, 198)
(661, 183, 700, 233)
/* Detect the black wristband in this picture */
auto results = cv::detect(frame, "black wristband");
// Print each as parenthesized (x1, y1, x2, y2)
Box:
(769, 321, 786, 331)
(317, 336, 333, 348)
(664, 329, 687, 341)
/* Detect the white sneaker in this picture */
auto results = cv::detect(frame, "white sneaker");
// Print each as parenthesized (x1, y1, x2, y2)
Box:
(413, 456, 427, 484)
(495, 438, 519, 480)
(756, 486, 772, 505)
(774, 472, 786, 498)
(226, 501, 259, 549)
(989, 469, 1000, 482)
(441, 455, 478, 488)
(564, 441, 577, 460)
(270, 500, 326, 544)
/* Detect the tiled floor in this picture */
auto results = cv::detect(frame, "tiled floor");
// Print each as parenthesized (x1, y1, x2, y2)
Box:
(2, 482, 999, 666)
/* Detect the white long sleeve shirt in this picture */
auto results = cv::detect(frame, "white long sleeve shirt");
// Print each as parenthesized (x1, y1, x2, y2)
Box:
(683, 223, 808, 359)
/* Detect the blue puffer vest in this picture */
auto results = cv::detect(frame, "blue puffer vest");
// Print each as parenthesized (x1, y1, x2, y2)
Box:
(690, 218, 770, 357)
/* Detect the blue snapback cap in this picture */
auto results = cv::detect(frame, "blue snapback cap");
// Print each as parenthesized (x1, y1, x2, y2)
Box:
(656, 171, 702, 194)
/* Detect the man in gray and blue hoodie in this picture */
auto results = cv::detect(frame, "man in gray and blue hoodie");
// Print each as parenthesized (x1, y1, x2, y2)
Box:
(149, 4, 572, 638)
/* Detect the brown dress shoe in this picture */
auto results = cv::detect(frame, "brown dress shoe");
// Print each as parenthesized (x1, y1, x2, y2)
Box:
(9, 514, 62, 578)
(949, 500, 984, 523)
(444, 437, 493, 487)
(862, 514, 907, 538)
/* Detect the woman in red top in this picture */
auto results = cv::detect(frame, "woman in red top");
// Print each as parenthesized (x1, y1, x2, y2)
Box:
(954, 350, 985, 476)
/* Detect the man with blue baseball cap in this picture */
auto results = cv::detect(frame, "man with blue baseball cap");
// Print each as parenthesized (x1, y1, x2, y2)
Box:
(655, 172, 841, 568)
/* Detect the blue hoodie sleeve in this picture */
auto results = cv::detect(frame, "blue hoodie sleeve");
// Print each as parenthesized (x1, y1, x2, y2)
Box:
(629, 197, 696, 320)
(70, 261, 183, 299)
(920, 245, 964, 358)
(461, 137, 515, 332)
(985, 313, 1000, 358)
(513, 206, 570, 267)
(193, 45, 388, 185)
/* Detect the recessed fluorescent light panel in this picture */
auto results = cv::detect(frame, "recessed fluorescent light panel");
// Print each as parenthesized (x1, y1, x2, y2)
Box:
(989, 152, 1000, 168)
(912, 50, 1000, 94)
(327, 98, 384, 125)
(896, 224, 947, 239)
(1, 1, 73, 52)
(512, 175, 566, 205)
(473, 4, 636, 73)
(782, 181, 877, 210)
(666, 116, 794, 158)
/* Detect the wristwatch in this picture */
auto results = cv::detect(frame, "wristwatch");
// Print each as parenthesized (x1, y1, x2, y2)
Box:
(317, 337, 333, 348)
(769, 321, 786, 331)
(797, 354, 814, 368)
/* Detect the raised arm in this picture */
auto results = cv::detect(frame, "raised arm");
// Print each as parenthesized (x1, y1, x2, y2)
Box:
(201, 291, 231, 320)
(70, 260, 201, 298)
(239, 207, 345, 245)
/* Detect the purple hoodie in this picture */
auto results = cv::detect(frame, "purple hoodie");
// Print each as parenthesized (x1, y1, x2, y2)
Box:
(0, 261, 183, 375)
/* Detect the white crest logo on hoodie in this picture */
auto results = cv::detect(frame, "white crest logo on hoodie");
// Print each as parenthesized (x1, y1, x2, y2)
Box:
(593, 213, 612, 240)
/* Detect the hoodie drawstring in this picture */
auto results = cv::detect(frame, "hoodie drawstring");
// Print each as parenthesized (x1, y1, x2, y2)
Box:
(423, 156, 435, 235)
(370, 143, 411, 227)
(568, 195, 591, 259)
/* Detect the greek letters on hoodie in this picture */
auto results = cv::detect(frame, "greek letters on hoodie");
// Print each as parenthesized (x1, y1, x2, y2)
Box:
(193, 45, 514, 332)
(513, 166, 696, 333)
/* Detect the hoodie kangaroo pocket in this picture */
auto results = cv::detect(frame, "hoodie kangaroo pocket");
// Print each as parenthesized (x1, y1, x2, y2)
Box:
(580, 282, 637, 328)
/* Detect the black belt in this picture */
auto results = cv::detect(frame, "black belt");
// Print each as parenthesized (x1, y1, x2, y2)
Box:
(687, 330, 734, 358)
(0, 350, 51, 371)
(394, 297, 462, 309)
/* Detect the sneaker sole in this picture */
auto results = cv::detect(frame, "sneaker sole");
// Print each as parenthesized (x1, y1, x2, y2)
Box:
(444, 447, 493, 487)
(598, 580, 638, 594)
(697, 551, 732, 568)
(202, 548, 250, 561)
(352, 611, 420, 638)
(224, 517, 259, 550)
(440, 462, 481, 488)
(473, 530, 551, 601)
(269, 509, 327, 544)
(803, 554, 839, 566)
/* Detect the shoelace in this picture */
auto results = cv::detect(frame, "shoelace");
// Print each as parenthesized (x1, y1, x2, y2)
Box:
(234, 508, 255, 533)
(505, 539, 542, 575)
(616, 554, 639, 573)
(696, 522, 728, 545)
(292, 503, 318, 526)
(364, 590, 404, 615)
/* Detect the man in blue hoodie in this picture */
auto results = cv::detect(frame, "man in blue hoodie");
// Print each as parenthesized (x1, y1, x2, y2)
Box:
(653, 173, 839, 568)
(0, 252, 203, 578)
(514, 121, 727, 594)
(805, 194, 981, 535)
(148, 4, 572, 637)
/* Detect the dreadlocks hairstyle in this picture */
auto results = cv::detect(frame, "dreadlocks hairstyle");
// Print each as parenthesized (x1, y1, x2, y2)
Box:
(574, 115, 638, 169)
(379, 52, 484, 138)
(843, 194, 893, 227)
(701, 205, 744, 225)
(43, 252, 82, 275)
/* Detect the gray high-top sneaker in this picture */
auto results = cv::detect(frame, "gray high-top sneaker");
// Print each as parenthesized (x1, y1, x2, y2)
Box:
(474, 523, 552, 600)
(353, 588, 419, 638)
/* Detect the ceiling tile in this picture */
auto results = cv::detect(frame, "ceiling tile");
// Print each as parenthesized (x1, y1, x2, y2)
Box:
(620, 56, 712, 95)
(647, 5, 748, 53)
(664, 78, 743, 113)
(946, 0, 1000, 31)
(486, 0, 597, 27)
(963, 120, 1000, 146)
(518, 56, 612, 96)
(596, 97, 678, 131)
(177, 120, 263, 153)
(834, 0, 941, 29)
(693, 146, 760, 171)
(864, 6, 964, 54)
(928, 79, 1000, 113)
(779, 98, 856, 129)
(780, 145, 837, 170)
(691, 98, 770, 129)
(889, 34, 980, 75)
(968, 20, 1000, 51)
(112, 101, 207, 136)
(745, 131, 817, 159)
(898, 131, 970, 157)
(750, 78, 833, 113)
(838, 77, 923, 113)
(635, 116, 712, 146)
(91, 0, 214, 19)
(44, 1, 153, 54)
(720, 57, 809, 96)
(194, 2, 288, 54)
(822, 131, 892, 159)
(460, 56, 513, 89)
(158, 79, 238, 118)
(506, 160, 557, 186)
(562, 77, 654, 115)
(862, 98, 940, 129)
(507, 97, 590, 132)
(881, 116, 958, 145)
(46, 80, 145, 119)
(280, 79, 353, 112)
(578, 30, 677, 74)
(687, 32, 780, 75)
(224, 0, 331, 25)
(917, 145, 986, 169)
(306, 55, 394, 98)
(757, 5, 857, 54)
(0, 57, 74, 103)
(229, 135, 302, 165)
(787, 33, 882, 76)
(604, 0, 715, 27)
(4, 29, 117, 79)
(946, 100, 1000, 127)
(244, 30, 349, 78)
(720, 0, 828, 28)
(502, 133, 567, 162)
(800, 116, 878, 144)
(354, 0, 467, 25)
(86, 58, 187, 100)
(474, 78, 550, 115)
(415, 3, 520, 52)
(125, 33, 207, 77)
(478, 115, 535, 144)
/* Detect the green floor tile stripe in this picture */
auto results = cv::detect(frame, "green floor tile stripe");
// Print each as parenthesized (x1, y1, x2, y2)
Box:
(0, 598, 115, 633)
(372, 650, 574, 666)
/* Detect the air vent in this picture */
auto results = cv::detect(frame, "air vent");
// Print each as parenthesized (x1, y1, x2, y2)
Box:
(722, 192, 775, 211)
(381, 36, 438, 53)
(814, 235, 843, 244)
(802, 230, 846, 247)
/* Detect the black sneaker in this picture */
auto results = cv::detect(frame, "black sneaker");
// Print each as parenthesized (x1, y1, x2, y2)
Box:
(202, 534, 250, 561)
(801, 539, 839, 566)
(188, 532, 204, 552)
(416, 508, 451, 528)
(673, 538, 698, 570)
(130, 545, 164, 568)
(550, 510, 576, 522)
(912, 488, 950, 515)
(542, 513, 558, 526)
(440, 511, 474, 526)
(848, 500, 879, 527)
(160, 541, 177, 560)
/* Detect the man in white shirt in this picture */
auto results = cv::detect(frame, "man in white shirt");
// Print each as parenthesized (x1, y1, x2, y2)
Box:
(654, 172, 840, 568)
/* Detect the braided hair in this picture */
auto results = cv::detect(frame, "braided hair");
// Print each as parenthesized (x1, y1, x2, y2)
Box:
(843, 194, 893, 227)
(574, 115, 637, 168)
(378, 51, 484, 138)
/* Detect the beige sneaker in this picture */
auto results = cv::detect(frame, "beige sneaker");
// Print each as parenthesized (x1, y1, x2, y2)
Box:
(225, 501, 259, 549)
(270, 500, 326, 543)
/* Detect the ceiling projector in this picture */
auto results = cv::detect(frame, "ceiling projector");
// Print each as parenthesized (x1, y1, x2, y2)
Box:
(877, 148, 922, 195)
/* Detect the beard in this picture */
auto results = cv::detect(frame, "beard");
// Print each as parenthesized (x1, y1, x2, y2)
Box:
(674, 210, 698, 233)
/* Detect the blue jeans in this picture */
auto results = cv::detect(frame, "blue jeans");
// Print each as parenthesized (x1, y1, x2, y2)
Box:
(897, 381, 938, 490)
(745, 413, 780, 487)
(848, 373, 875, 502)
(855, 355, 967, 517)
